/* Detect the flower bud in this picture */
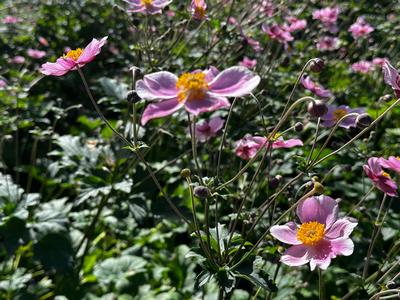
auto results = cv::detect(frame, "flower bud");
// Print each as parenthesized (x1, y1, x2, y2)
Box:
(356, 113, 373, 129)
(310, 58, 325, 73)
(307, 100, 328, 118)
(180, 168, 191, 178)
(386, 280, 396, 289)
(379, 94, 392, 102)
(312, 182, 325, 195)
(127, 90, 141, 103)
(193, 186, 210, 199)
(269, 175, 283, 189)
(294, 122, 304, 132)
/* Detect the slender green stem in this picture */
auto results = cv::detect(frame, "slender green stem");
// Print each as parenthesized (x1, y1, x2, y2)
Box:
(318, 269, 324, 300)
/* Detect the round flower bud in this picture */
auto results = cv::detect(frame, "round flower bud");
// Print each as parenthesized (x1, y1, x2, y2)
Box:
(294, 122, 304, 132)
(269, 175, 283, 189)
(379, 94, 392, 102)
(356, 113, 373, 129)
(180, 168, 191, 178)
(127, 90, 141, 103)
(307, 100, 328, 118)
(312, 182, 325, 195)
(193, 186, 210, 199)
(386, 281, 396, 289)
(310, 58, 325, 73)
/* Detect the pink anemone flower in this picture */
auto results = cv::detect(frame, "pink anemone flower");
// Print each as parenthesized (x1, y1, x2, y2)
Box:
(321, 105, 365, 129)
(126, 0, 171, 14)
(234, 134, 303, 160)
(270, 195, 357, 270)
(12, 56, 25, 64)
(136, 66, 260, 125)
(194, 117, 224, 143)
(312, 6, 339, 26)
(316, 36, 339, 51)
(27, 49, 46, 59)
(40, 37, 107, 76)
(364, 157, 397, 197)
(0, 79, 7, 88)
(285, 17, 307, 32)
(379, 156, 400, 173)
(382, 60, 400, 98)
(239, 56, 257, 69)
(348, 17, 374, 39)
(301, 75, 332, 98)
(352, 61, 374, 74)
(262, 24, 293, 43)
(190, 0, 207, 20)
(2, 15, 20, 24)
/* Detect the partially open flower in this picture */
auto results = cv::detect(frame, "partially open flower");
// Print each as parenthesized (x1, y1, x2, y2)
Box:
(382, 60, 400, 98)
(307, 100, 328, 118)
(364, 157, 397, 196)
(190, 0, 207, 20)
(348, 17, 374, 39)
(270, 195, 357, 270)
(379, 156, 400, 173)
(40, 37, 107, 76)
(262, 24, 293, 44)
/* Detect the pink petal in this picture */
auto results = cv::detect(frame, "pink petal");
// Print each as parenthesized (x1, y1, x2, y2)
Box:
(330, 237, 354, 256)
(280, 245, 310, 266)
(136, 71, 178, 100)
(205, 66, 220, 82)
(309, 239, 332, 270)
(297, 195, 338, 228)
(208, 116, 225, 133)
(208, 66, 260, 97)
(184, 94, 230, 115)
(325, 217, 358, 239)
(141, 98, 183, 125)
(383, 60, 400, 91)
(40, 58, 75, 76)
(272, 138, 303, 149)
(270, 222, 301, 245)
(77, 36, 108, 65)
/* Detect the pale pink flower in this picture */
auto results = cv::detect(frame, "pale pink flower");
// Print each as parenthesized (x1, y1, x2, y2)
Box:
(38, 36, 49, 47)
(352, 61, 374, 74)
(316, 36, 339, 51)
(246, 37, 261, 52)
(40, 37, 107, 76)
(321, 105, 365, 129)
(195, 117, 224, 142)
(301, 75, 332, 98)
(166, 10, 175, 17)
(313, 6, 339, 26)
(382, 60, 400, 97)
(0, 79, 7, 88)
(2, 15, 20, 24)
(190, 0, 207, 20)
(379, 156, 400, 173)
(270, 195, 357, 270)
(27, 49, 46, 59)
(12, 56, 25, 64)
(262, 24, 293, 43)
(285, 17, 307, 32)
(364, 158, 397, 197)
(126, 0, 172, 15)
(372, 57, 386, 67)
(239, 57, 257, 69)
(348, 17, 374, 39)
(136, 66, 260, 125)
(259, 0, 274, 17)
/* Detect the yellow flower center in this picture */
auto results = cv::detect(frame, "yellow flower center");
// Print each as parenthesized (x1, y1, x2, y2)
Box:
(297, 221, 325, 246)
(194, 1, 206, 18)
(382, 171, 391, 178)
(141, 0, 153, 6)
(63, 48, 83, 61)
(176, 72, 209, 102)
(271, 133, 281, 141)
(333, 108, 348, 122)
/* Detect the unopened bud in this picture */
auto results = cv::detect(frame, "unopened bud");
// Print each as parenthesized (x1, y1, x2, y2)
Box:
(193, 186, 210, 199)
(312, 182, 325, 195)
(269, 175, 283, 189)
(310, 58, 325, 73)
(180, 168, 191, 178)
(380, 94, 392, 102)
(307, 100, 328, 118)
(294, 122, 304, 132)
(127, 90, 141, 103)
(386, 280, 396, 289)
(356, 113, 373, 129)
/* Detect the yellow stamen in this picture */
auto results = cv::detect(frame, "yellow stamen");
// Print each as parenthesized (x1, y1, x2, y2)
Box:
(63, 48, 83, 61)
(141, 0, 153, 6)
(333, 108, 348, 122)
(297, 221, 325, 246)
(272, 133, 281, 141)
(382, 171, 391, 178)
(176, 72, 209, 102)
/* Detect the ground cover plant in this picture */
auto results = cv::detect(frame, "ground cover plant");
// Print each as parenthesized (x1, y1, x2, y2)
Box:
(1, 0, 400, 299)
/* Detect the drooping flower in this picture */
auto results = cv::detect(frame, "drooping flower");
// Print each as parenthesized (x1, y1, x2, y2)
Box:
(40, 37, 107, 76)
(190, 0, 207, 20)
(270, 195, 357, 270)
(285, 17, 307, 32)
(126, 0, 172, 15)
(301, 75, 332, 98)
(136, 66, 260, 125)
(321, 105, 365, 128)
(27, 49, 46, 59)
(382, 60, 400, 98)
(313, 6, 339, 26)
(234, 134, 303, 159)
(379, 156, 400, 173)
(2, 15, 20, 24)
(352, 61, 374, 74)
(364, 157, 397, 197)
(239, 56, 257, 69)
(316, 36, 339, 51)
(12, 56, 25, 64)
(348, 17, 374, 39)
(194, 117, 224, 142)
(262, 24, 293, 43)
